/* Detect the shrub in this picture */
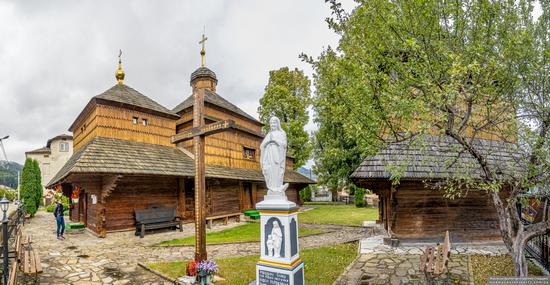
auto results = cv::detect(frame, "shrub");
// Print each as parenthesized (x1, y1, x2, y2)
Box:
(46, 204, 56, 213)
(0, 188, 17, 201)
(299, 186, 312, 202)
(354, 189, 365, 208)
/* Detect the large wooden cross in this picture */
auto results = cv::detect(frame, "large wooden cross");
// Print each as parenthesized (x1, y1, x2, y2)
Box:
(171, 90, 234, 261)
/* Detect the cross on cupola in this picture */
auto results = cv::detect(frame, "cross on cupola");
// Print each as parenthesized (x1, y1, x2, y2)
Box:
(199, 30, 208, 67)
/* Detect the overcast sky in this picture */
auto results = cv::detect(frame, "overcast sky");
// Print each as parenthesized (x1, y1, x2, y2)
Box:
(0, 0, 355, 164)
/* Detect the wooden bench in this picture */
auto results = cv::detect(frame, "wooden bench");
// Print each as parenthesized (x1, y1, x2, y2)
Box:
(19, 235, 42, 283)
(419, 231, 451, 283)
(206, 213, 241, 229)
(134, 206, 183, 238)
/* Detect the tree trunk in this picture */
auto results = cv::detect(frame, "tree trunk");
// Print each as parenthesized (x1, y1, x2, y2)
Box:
(512, 233, 529, 276)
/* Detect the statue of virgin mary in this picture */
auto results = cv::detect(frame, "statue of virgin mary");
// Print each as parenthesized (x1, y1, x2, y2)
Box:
(260, 117, 289, 194)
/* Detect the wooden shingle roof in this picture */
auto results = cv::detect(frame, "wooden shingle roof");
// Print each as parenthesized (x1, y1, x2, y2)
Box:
(69, 84, 179, 131)
(47, 137, 312, 187)
(172, 90, 260, 123)
(95, 84, 175, 117)
(351, 135, 524, 181)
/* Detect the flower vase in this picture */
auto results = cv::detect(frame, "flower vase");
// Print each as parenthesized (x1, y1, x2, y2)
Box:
(198, 273, 209, 285)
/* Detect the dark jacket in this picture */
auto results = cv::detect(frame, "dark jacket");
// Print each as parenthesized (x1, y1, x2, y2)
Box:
(54, 203, 64, 218)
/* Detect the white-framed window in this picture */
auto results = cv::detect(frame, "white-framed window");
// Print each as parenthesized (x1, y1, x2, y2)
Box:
(133, 116, 139, 124)
(142, 118, 148, 126)
(59, 142, 69, 152)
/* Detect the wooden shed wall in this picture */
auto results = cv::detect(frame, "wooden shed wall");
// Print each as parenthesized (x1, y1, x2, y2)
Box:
(390, 181, 501, 242)
(73, 104, 176, 151)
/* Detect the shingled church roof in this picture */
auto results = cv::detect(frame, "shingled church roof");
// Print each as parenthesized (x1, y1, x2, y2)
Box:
(351, 135, 524, 181)
(69, 84, 179, 131)
(172, 90, 260, 123)
(47, 137, 313, 188)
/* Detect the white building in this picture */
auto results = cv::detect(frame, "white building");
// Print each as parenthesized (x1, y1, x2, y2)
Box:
(25, 134, 73, 202)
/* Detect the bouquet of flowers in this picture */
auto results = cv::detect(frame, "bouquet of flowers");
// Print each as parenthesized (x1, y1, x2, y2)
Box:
(196, 259, 218, 276)
(71, 186, 81, 203)
(186, 260, 197, 276)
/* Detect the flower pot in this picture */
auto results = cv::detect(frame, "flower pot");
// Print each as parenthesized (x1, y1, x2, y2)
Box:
(72, 198, 79, 204)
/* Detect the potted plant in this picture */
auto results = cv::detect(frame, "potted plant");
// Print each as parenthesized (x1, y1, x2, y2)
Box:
(196, 259, 218, 285)
(186, 260, 197, 283)
(71, 186, 81, 204)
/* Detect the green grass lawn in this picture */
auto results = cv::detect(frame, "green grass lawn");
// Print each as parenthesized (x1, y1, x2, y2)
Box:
(148, 243, 357, 285)
(299, 205, 378, 226)
(158, 222, 325, 246)
(470, 255, 544, 285)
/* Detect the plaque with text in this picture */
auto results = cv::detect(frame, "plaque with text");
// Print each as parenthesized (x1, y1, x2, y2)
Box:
(258, 270, 290, 285)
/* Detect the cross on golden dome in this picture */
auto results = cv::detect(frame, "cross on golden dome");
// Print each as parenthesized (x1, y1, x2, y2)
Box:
(115, 49, 125, 85)
(199, 29, 208, 67)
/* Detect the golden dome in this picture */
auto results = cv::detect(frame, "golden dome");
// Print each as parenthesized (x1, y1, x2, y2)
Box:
(115, 50, 125, 85)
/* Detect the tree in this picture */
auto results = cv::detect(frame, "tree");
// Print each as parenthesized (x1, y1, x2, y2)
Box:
(258, 67, 312, 168)
(32, 159, 42, 208)
(20, 158, 39, 216)
(305, 0, 549, 276)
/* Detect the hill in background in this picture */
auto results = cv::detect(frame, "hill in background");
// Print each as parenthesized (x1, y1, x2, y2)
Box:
(0, 161, 22, 189)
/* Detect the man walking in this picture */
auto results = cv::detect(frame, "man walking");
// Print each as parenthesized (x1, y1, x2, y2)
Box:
(54, 200, 65, 240)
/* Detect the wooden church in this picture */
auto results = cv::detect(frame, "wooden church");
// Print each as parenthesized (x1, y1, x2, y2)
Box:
(46, 52, 313, 237)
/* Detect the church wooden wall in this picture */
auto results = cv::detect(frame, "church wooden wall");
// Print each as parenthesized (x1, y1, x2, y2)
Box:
(256, 183, 303, 205)
(104, 176, 179, 231)
(383, 181, 501, 242)
(73, 104, 176, 151)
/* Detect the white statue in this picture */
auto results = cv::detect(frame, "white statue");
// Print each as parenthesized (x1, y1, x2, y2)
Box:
(260, 117, 289, 194)
(271, 221, 283, 258)
(266, 234, 274, 257)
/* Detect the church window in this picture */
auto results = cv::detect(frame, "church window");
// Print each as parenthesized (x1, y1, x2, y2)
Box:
(142, 118, 148, 126)
(59, 142, 69, 152)
(243, 147, 256, 160)
(132, 116, 138, 124)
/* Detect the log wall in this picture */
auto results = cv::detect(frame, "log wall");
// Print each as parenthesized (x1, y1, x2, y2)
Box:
(383, 181, 501, 242)
(104, 176, 179, 231)
(69, 174, 305, 234)
(73, 104, 176, 151)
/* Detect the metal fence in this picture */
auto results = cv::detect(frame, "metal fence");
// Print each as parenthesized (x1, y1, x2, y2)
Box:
(525, 229, 550, 272)
(0, 202, 26, 284)
(518, 200, 550, 273)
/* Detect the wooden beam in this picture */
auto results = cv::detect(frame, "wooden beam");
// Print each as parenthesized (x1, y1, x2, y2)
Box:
(178, 178, 186, 220)
(251, 182, 258, 206)
(171, 120, 234, 144)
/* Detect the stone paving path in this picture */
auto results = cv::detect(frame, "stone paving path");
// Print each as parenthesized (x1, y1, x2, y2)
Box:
(335, 253, 473, 285)
(22, 210, 366, 284)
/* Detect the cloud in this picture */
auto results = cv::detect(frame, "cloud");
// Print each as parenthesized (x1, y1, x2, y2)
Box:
(0, 0, 355, 164)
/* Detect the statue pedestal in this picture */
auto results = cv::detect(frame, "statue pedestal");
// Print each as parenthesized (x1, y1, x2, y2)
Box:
(254, 197, 304, 285)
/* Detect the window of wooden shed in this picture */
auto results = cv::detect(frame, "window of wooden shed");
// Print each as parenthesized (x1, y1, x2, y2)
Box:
(132, 116, 139, 124)
(142, 118, 148, 126)
(243, 147, 256, 160)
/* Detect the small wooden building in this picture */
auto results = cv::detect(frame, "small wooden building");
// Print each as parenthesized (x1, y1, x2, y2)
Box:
(47, 61, 312, 237)
(351, 135, 520, 242)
